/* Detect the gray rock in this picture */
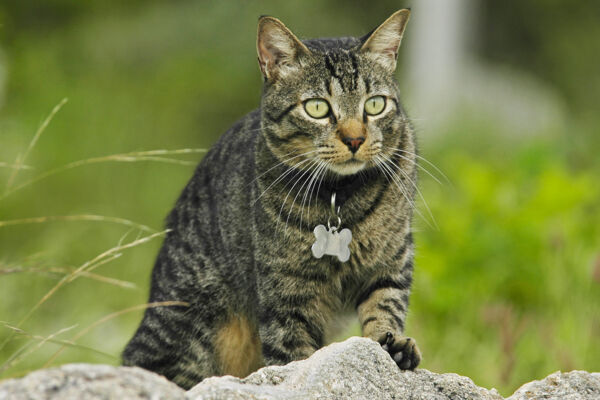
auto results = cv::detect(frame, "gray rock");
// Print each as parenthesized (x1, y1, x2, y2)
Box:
(508, 370, 600, 400)
(187, 337, 503, 400)
(0, 337, 598, 400)
(0, 363, 185, 400)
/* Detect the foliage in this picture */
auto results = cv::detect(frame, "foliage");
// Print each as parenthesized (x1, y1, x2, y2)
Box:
(0, 1, 598, 396)
(411, 132, 600, 391)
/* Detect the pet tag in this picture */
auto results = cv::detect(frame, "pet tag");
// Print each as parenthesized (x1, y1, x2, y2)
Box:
(311, 192, 352, 262)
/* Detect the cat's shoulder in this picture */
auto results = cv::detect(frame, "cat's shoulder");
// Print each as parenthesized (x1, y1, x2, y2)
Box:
(209, 108, 261, 154)
(222, 108, 261, 141)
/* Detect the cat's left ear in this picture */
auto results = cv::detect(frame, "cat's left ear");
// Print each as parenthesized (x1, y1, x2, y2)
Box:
(360, 9, 411, 72)
(257, 16, 311, 80)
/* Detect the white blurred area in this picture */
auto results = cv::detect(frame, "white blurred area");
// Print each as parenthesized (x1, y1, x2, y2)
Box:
(402, 0, 566, 140)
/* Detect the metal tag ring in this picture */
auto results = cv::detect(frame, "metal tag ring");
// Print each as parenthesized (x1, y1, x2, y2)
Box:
(327, 216, 342, 231)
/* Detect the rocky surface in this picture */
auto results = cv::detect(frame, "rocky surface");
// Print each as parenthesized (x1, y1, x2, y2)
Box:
(0, 337, 598, 400)
(508, 370, 600, 400)
(189, 337, 502, 400)
(0, 363, 184, 400)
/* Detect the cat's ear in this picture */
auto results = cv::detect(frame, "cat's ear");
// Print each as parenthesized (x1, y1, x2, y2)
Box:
(257, 16, 311, 80)
(360, 9, 411, 72)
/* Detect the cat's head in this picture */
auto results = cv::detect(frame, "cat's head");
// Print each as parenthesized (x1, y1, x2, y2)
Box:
(258, 10, 411, 177)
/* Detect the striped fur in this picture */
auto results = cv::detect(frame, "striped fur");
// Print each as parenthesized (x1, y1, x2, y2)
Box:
(122, 9, 420, 389)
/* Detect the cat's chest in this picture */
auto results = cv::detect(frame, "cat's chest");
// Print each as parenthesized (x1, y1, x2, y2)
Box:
(342, 202, 408, 267)
(303, 213, 406, 270)
(252, 181, 409, 270)
(349, 220, 403, 269)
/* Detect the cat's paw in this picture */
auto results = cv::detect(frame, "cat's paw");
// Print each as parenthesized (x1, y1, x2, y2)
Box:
(378, 332, 421, 370)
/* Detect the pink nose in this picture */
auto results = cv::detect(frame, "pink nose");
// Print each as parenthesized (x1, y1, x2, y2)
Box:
(342, 137, 365, 153)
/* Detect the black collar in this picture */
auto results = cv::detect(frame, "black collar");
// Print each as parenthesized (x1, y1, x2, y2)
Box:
(316, 168, 380, 208)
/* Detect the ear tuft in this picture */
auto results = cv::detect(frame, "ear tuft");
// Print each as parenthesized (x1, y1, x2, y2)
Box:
(360, 9, 411, 72)
(257, 16, 311, 80)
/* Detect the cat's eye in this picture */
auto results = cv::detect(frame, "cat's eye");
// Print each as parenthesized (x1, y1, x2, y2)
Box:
(304, 99, 330, 119)
(364, 96, 386, 116)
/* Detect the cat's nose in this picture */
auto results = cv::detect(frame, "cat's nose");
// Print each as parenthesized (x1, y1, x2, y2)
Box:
(338, 119, 366, 153)
(342, 137, 365, 153)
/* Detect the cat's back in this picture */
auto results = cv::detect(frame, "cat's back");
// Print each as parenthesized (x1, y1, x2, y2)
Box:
(164, 109, 261, 268)
(177, 108, 261, 207)
(195, 108, 261, 187)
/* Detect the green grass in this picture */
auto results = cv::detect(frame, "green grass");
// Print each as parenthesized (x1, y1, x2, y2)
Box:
(1, 1, 599, 396)
(0, 105, 200, 377)
(411, 134, 600, 393)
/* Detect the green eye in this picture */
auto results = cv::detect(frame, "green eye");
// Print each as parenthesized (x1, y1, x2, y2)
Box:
(304, 98, 330, 119)
(364, 96, 386, 116)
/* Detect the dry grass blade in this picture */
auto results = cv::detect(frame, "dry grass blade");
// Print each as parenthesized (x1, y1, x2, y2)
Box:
(74, 253, 123, 279)
(116, 149, 208, 156)
(25, 230, 167, 324)
(43, 301, 189, 368)
(108, 156, 197, 166)
(4, 98, 68, 193)
(0, 163, 33, 170)
(0, 322, 117, 376)
(0, 214, 156, 233)
(0, 230, 168, 353)
(0, 323, 77, 374)
(67, 230, 168, 283)
(65, 270, 136, 289)
(0, 148, 207, 201)
(0, 264, 137, 289)
(21, 334, 117, 360)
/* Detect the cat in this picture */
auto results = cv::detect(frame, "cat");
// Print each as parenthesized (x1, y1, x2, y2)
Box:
(122, 9, 421, 389)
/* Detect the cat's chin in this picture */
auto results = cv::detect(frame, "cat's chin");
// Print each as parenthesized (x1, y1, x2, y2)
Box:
(328, 160, 366, 176)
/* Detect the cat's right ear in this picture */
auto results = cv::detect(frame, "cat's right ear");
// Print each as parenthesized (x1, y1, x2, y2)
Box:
(360, 9, 411, 72)
(257, 16, 311, 81)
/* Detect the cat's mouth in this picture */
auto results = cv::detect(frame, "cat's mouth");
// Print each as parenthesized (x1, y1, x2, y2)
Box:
(327, 158, 366, 176)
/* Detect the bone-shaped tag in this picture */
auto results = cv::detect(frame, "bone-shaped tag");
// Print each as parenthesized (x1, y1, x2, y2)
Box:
(311, 224, 352, 262)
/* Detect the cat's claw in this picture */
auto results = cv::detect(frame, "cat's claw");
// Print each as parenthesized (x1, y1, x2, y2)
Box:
(378, 332, 421, 370)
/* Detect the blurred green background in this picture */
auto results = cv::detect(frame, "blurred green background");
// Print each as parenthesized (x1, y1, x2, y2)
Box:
(0, 0, 598, 395)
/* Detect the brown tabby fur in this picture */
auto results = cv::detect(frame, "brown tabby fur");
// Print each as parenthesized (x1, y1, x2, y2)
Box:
(123, 9, 421, 389)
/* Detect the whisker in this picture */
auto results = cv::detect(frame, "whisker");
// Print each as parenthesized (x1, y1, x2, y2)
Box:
(298, 162, 321, 231)
(247, 149, 319, 188)
(385, 146, 450, 185)
(379, 153, 438, 230)
(375, 155, 435, 230)
(386, 150, 443, 186)
(306, 160, 329, 226)
(298, 162, 320, 230)
(373, 158, 391, 185)
(251, 157, 313, 206)
(375, 155, 413, 207)
(284, 159, 322, 233)
(301, 161, 328, 230)
(277, 159, 320, 234)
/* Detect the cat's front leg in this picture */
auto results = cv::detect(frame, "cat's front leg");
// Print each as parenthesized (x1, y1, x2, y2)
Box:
(357, 283, 421, 370)
(256, 269, 329, 366)
(258, 312, 320, 366)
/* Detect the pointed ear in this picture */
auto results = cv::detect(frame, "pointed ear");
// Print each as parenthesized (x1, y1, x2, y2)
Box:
(257, 16, 311, 80)
(360, 9, 411, 72)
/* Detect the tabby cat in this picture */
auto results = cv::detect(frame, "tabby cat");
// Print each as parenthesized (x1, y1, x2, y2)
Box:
(123, 9, 421, 389)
